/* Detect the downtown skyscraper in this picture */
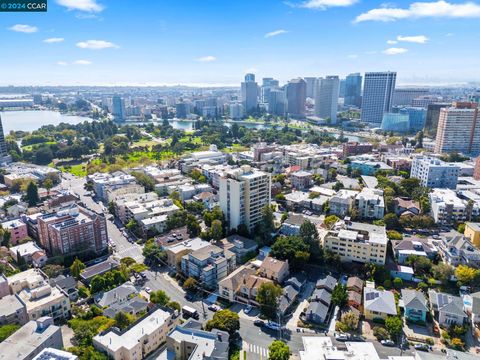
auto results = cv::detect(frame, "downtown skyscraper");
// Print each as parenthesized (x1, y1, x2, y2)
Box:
(286, 78, 307, 119)
(314, 76, 340, 124)
(344, 73, 362, 108)
(361, 72, 396, 126)
(241, 73, 259, 115)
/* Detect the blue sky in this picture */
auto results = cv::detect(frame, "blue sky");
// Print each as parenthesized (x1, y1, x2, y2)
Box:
(1, 0, 479, 86)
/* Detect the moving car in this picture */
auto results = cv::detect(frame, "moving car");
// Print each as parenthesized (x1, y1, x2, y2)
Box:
(381, 340, 395, 347)
(182, 305, 199, 320)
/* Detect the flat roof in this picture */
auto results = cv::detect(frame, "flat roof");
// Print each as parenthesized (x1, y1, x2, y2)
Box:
(94, 308, 172, 352)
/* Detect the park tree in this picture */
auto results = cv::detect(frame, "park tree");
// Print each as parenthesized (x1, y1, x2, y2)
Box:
(268, 340, 290, 360)
(431, 263, 454, 285)
(256, 282, 282, 319)
(143, 239, 166, 264)
(26, 181, 40, 206)
(271, 236, 309, 270)
(186, 214, 201, 237)
(383, 213, 401, 230)
(255, 205, 275, 245)
(70, 258, 86, 279)
(205, 309, 240, 335)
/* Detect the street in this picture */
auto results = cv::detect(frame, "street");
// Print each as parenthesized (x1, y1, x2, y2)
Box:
(56, 173, 434, 359)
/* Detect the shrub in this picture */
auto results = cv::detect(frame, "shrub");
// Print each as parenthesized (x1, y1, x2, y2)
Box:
(426, 338, 434, 345)
(373, 326, 389, 340)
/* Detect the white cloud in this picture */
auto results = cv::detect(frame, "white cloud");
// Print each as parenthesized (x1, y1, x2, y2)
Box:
(56, 0, 103, 12)
(347, 54, 359, 59)
(265, 29, 289, 38)
(196, 56, 216, 62)
(44, 37, 64, 43)
(245, 67, 258, 73)
(397, 35, 429, 43)
(56, 61, 68, 66)
(76, 40, 118, 49)
(387, 40, 398, 44)
(73, 60, 92, 65)
(8, 24, 38, 33)
(355, 1, 480, 22)
(298, 0, 357, 9)
(382, 47, 409, 55)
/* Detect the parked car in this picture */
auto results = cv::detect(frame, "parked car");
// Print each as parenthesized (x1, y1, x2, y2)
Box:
(254, 320, 265, 327)
(208, 304, 221, 312)
(244, 305, 253, 314)
(335, 333, 350, 342)
(381, 340, 395, 347)
(265, 322, 281, 331)
(144, 287, 152, 294)
(414, 344, 430, 352)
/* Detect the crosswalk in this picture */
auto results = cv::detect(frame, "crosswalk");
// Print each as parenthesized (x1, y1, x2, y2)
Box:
(247, 343, 269, 358)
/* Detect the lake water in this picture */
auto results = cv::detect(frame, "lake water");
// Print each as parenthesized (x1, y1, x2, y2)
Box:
(0, 110, 362, 142)
(0, 110, 93, 134)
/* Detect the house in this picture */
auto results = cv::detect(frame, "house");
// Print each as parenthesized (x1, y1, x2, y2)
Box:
(9, 242, 47, 267)
(346, 276, 364, 294)
(80, 258, 120, 284)
(428, 290, 468, 327)
(394, 238, 438, 264)
(401, 289, 428, 323)
(438, 235, 480, 268)
(218, 265, 256, 302)
(278, 285, 300, 315)
(305, 301, 330, 325)
(216, 235, 258, 263)
(258, 257, 289, 284)
(49, 275, 78, 301)
(280, 214, 307, 236)
(363, 286, 397, 321)
(464, 222, 480, 248)
(103, 296, 148, 319)
(393, 198, 420, 216)
(192, 191, 218, 210)
(315, 275, 337, 293)
(348, 291, 362, 310)
(311, 288, 332, 306)
(284, 274, 307, 292)
(390, 265, 414, 282)
(94, 282, 137, 308)
(472, 291, 480, 324)
(237, 275, 273, 306)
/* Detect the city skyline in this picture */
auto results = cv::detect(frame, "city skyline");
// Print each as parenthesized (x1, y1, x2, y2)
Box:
(1, 0, 480, 86)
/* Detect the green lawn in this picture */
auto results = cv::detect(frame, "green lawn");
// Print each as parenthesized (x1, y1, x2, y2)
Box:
(22, 141, 57, 151)
(179, 136, 203, 145)
(58, 163, 88, 177)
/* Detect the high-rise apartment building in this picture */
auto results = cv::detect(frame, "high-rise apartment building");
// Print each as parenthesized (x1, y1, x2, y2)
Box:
(424, 103, 451, 137)
(219, 165, 271, 232)
(361, 72, 396, 126)
(0, 115, 11, 164)
(175, 102, 188, 119)
(344, 73, 362, 108)
(339, 79, 346, 98)
(261, 77, 279, 104)
(314, 76, 340, 124)
(304, 77, 317, 99)
(285, 78, 306, 119)
(37, 205, 108, 256)
(268, 89, 286, 117)
(112, 96, 125, 120)
(241, 73, 258, 115)
(435, 102, 480, 155)
(229, 102, 244, 120)
(410, 156, 460, 189)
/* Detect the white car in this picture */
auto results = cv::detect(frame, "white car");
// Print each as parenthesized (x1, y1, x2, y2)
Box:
(244, 305, 253, 314)
(208, 304, 221, 312)
(144, 287, 152, 294)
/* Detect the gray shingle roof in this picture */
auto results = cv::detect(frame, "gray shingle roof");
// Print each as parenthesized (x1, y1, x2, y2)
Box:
(401, 289, 428, 312)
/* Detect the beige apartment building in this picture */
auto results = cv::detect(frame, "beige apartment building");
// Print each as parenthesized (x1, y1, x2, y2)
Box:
(322, 219, 388, 265)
